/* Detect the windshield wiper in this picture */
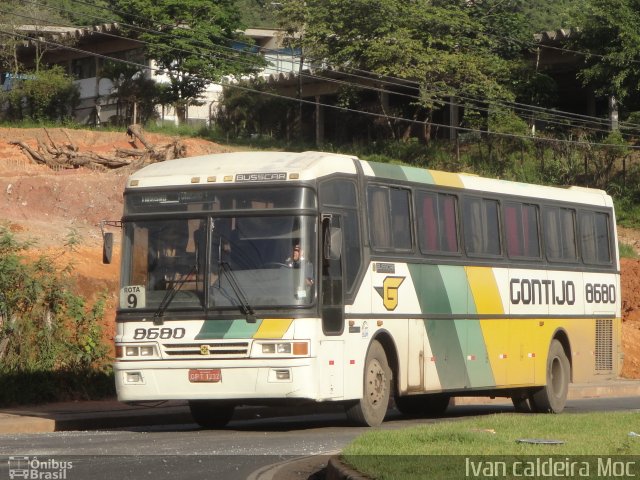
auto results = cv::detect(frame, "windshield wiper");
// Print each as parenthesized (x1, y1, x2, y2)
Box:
(218, 261, 256, 323)
(153, 265, 197, 325)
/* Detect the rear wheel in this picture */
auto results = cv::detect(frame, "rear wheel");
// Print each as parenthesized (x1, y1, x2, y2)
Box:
(395, 394, 450, 417)
(188, 400, 235, 428)
(345, 340, 391, 426)
(529, 339, 570, 413)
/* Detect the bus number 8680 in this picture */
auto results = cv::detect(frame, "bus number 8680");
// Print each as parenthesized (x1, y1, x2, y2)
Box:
(585, 283, 616, 304)
(133, 327, 186, 340)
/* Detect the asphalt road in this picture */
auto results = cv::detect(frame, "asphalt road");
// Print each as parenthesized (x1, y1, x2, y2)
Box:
(0, 397, 638, 480)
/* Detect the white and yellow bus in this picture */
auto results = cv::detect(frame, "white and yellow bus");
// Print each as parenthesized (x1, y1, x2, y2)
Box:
(108, 151, 621, 427)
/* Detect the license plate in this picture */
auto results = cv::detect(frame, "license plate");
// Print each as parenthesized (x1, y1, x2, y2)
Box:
(188, 369, 221, 383)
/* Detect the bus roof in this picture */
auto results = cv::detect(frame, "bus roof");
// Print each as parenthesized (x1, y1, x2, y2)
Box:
(127, 151, 612, 207)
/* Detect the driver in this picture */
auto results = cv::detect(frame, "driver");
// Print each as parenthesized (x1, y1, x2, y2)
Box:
(286, 243, 313, 286)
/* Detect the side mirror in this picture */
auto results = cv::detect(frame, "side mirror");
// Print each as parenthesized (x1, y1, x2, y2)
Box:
(103, 232, 114, 264)
(322, 216, 342, 261)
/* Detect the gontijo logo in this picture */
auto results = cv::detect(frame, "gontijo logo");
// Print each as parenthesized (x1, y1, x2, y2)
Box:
(375, 276, 406, 311)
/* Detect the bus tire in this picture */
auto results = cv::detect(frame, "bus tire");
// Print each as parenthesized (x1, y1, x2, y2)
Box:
(188, 400, 235, 428)
(529, 339, 570, 413)
(345, 340, 391, 427)
(395, 394, 450, 417)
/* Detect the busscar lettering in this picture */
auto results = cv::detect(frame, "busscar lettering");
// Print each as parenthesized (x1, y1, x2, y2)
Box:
(235, 172, 287, 182)
(510, 278, 576, 306)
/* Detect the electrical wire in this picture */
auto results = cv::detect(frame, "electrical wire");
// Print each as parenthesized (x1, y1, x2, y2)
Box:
(1, 27, 636, 151)
(19, 0, 639, 136)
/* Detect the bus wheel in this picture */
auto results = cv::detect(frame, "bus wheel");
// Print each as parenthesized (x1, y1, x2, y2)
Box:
(395, 394, 450, 417)
(529, 339, 570, 413)
(188, 400, 235, 428)
(345, 340, 391, 426)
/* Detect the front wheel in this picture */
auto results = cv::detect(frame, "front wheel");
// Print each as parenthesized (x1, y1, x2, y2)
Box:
(345, 340, 391, 426)
(529, 339, 570, 413)
(189, 400, 235, 428)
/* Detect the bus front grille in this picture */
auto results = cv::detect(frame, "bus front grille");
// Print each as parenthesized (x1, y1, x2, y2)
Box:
(162, 341, 250, 358)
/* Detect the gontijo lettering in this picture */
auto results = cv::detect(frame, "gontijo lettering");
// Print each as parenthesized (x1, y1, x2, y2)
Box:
(510, 278, 576, 305)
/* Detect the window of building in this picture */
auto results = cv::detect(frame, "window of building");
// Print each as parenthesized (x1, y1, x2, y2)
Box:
(504, 202, 540, 259)
(463, 197, 501, 256)
(416, 191, 459, 254)
(71, 57, 96, 79)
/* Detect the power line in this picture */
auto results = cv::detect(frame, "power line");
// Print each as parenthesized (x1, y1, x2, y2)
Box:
(1, 27, 636, 151)
(26, 0, 640, 136)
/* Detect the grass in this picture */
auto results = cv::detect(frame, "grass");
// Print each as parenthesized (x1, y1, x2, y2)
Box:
(341, 412, 640, 479)
(620, 243, 640, 259)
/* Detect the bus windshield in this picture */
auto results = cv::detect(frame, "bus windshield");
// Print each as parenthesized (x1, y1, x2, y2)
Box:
(120, 215, 317, 312)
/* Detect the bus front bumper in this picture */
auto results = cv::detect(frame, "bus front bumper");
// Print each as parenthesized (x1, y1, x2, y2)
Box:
(114, 359, 320, 402)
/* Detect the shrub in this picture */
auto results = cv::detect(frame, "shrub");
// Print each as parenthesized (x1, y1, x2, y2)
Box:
(0, 227, 113, 405)
(0, 66, 80, 122)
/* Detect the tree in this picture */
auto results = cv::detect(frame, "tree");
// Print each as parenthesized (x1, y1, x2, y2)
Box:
(520, 0, 581, 32)
(0, 66, 80, 122)
(111, 0, 266, 125)
(572, 0, 640, 113)
(276, 0, 528, 142)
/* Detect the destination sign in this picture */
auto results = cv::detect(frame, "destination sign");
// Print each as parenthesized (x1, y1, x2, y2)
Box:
(235, 172, 287, 182)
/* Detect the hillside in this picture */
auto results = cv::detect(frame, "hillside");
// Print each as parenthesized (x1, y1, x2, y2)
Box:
(0, 127, 638, 379)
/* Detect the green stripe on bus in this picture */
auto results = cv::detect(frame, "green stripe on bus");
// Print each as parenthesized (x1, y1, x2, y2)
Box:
(368, 162, 408, 182)
(425, 319, 470, 390)
(457, 319, 496, 388)
(195, 319, 261, 339)
(438, 265, 471, 315)
(400, 165, 434, 184)
(408, 264, 452, 315)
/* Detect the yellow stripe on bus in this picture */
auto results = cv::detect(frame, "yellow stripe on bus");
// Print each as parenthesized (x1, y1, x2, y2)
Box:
(429, 170, 465, 189)
(465, 267, 508, 386)
(465, 266, 504, 315)
(253, 319, 294, 338)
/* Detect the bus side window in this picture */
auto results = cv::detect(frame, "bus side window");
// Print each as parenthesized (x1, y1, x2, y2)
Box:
(463, 197, 501, 256)
(368, 185, 412, 251)
(579, 211, 611, 264)
(543, 207, 577, 262)
(417, 191, 459, 254)
(504, 202, 540, 259)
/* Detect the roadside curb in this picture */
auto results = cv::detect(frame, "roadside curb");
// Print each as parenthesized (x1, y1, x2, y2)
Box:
(1, 379, 638, 435)
(326, 456, 370, 480)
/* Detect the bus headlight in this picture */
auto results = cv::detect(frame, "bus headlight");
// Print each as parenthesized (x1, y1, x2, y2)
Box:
(254, 341, 309, 357)
(116, 344, 159, 359)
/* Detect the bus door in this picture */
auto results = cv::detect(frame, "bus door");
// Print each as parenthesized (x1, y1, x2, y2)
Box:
(321, 214, 344, 335)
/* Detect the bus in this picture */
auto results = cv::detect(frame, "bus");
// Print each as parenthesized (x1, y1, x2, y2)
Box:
(106, 151, 621, 427)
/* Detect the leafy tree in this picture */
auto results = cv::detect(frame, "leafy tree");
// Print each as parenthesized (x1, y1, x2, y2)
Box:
(276, 0, 528, 142)
(236, 0, 277, 28)
(111, 0, 266, 124)
(41, 0, 113, 25)
(100, 60, 161, 125)
(0, 66, 80, 122)
(520, 0, 581, 32)
(572, 0, 640, 113)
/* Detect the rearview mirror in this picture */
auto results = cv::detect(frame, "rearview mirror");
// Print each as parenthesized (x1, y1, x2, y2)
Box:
(103, 232, 113, 264)
(322, 216, 342, 261)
